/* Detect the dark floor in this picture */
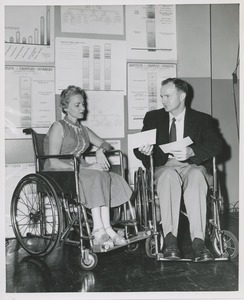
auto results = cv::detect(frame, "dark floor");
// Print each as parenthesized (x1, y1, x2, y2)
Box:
(5, 213, 239, 294)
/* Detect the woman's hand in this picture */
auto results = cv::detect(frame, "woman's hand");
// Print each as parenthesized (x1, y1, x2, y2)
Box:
(95, 148, 110, 171)
(85, 162, 109, 172)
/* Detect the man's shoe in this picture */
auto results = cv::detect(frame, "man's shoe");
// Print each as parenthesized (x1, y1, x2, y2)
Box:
(163, 247, 181, 260)
(192, 245, 214, 262)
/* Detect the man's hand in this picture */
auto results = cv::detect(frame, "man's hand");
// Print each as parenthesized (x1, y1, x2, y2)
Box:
(170, 146, 195, 161)
(138, 144, 154, 156)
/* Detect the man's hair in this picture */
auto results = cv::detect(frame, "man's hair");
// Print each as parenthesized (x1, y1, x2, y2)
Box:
(161, 78, 189, 96)
(60, 85, 87, 114)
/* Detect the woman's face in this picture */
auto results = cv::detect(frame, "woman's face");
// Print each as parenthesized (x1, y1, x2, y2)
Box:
(65, 94, 86, 121)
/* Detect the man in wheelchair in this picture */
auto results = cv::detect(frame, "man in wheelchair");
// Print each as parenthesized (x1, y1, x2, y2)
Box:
(134, 78, 223, 262)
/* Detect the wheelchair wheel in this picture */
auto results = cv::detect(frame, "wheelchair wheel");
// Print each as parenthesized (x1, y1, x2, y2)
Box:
(134, 168, 149, 230)
(145, 231, 164, 258)
(124, 242, 140, 255)
(10, 173, 62, 257)
(212, 230, 239, 260)
(78, 251, 98, 271)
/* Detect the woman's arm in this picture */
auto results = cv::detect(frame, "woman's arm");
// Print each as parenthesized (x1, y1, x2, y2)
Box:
(86, 127, 112, 170)
(48, 122, 74, 170)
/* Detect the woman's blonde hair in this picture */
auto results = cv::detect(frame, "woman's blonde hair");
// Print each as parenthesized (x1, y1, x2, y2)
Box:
(60, 85, 87, 114)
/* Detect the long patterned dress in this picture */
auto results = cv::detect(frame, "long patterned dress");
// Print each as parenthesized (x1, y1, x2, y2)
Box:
(43, 116, 132, 209)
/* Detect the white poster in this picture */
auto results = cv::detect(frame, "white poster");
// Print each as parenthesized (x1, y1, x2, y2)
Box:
(5, 6, 54, 63)
(55, 37, 126, 93)
(61, 5, 124, 35)
(5, 65, 55, 139)
(126, 5, 177, 60)
(82, 91, 124, 138)
(128, 63, 176, 130)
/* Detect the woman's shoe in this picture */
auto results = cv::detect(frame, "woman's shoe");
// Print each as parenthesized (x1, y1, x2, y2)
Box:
(112, 233, 128, 246)
(92, 228, 114, 250)
(105, 226, 127, 246)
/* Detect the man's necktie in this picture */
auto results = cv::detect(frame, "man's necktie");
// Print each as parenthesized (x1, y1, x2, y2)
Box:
(169, 117, 176, 142)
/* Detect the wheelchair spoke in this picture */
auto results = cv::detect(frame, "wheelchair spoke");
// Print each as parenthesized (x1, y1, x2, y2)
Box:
(11, 174, 62, 256)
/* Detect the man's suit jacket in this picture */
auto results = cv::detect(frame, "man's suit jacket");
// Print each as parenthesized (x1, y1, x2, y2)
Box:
(134, 107, 223, 171)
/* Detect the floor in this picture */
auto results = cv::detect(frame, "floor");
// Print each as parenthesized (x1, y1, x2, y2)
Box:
(5, 213, 239, 294)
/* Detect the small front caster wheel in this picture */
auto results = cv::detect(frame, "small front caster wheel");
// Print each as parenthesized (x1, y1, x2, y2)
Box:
(145, 232, 164, 258)
(78, 251, 98, 271)
(124, 242, 140, 255)
(212, 230, 239, 260)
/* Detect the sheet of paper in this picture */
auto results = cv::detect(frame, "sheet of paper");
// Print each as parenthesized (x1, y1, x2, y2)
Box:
(159, 136, 193, 153)
(55, 37, 126, 93)
(5, 65, 55, 139)
(128, 129, 156, 150)
(126, 5, 177, 60)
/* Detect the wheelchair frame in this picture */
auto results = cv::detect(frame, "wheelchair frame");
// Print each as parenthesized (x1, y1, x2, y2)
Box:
(10, 128, 151, 270)
(133, 155, 239, 262)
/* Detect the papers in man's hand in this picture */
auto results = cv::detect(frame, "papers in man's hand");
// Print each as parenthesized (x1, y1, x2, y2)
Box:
(159, 136, 193, 153)
(128, 129, 156, 149)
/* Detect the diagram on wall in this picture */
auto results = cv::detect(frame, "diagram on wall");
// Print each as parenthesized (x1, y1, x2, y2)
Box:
(55, 37, 126, 93)
(5, 66, 55, 139)
(126, 5, 177, 60)
(128, 62, 177, 130)
(82, 91, 124, 138)
(61, 5, 124, 35)
(5, 6, 54, 63)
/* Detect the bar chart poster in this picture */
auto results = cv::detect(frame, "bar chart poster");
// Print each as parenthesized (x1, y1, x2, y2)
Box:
(5, 6, 54, 63)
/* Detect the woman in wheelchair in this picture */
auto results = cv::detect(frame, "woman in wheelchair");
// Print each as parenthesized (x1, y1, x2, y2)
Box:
(43, 85, 132, 250)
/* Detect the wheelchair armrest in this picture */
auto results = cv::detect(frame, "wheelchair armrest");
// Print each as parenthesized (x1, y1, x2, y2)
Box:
(83, 149, 122, 157)
(37, 154, 75, 160)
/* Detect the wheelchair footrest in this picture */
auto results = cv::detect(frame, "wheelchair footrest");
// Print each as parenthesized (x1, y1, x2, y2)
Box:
(111, 219, 138, 227)
(157, 253, 229, 262)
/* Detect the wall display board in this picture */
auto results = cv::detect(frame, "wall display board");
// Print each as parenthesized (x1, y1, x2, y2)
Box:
(126, 4, 177, 60)
(5, 6, 54, 63)
(5, 163, 35, 238)
(61, 5, 124, 35)
(5, 65, 55, 139)
(128, 62, 176, 130)
(82, 91, 125, 139)
(55, 37, 126, 93)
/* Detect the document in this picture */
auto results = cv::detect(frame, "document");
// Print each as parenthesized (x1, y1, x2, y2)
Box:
(128, 62, 176, 130)
(126, 5, 177, 60)
(159, 136, 193, 153)
(128, 129, 156, 150)
(61, 6, 124, 35)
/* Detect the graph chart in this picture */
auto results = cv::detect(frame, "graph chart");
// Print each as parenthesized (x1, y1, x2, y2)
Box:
(5, 6, 54, 63)
(5, 6, 51, 46)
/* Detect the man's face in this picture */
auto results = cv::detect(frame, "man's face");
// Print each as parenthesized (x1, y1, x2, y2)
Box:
(160, 82, 186, 116)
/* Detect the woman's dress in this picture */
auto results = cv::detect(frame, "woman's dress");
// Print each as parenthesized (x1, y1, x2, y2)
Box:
(43, 116, 132, 209)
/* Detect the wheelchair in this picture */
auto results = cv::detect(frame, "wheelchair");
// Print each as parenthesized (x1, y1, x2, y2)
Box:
(134, 154, 239, 262)
(10, 128, 152, 271)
